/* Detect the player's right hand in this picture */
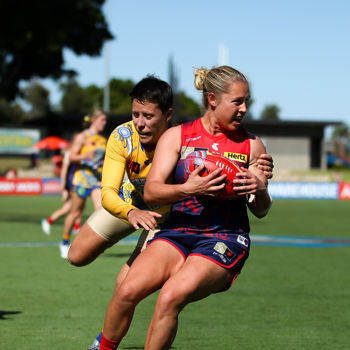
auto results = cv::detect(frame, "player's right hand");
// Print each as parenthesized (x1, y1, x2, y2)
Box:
(127, 208, 162, 230)
(257, 153, 274, 179)
(233, 167, 267, 196)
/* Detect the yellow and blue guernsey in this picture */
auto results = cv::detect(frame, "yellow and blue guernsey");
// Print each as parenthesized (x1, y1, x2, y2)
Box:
(102, 120, 174, 224)
(72, 129, 107, 198)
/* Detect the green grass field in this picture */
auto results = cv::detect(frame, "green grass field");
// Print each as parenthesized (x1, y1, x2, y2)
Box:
(1, 196, 350, 349)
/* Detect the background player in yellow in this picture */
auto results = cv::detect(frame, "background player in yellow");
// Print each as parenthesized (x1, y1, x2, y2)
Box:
(59, 108, 107, 258)
(41, 145, 82, 236)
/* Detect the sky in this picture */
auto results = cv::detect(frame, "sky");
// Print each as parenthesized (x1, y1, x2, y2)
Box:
(44, 0, 350, 129)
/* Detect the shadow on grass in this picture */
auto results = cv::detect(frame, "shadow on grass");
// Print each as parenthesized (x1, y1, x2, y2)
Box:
(0, 310, 22, 320)
(0, 213, 91, 225)
(0, 213, 43, 224)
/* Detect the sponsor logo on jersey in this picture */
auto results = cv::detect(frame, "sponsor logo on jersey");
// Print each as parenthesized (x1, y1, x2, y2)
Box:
(211, 143, 219, 151)
(129, 161, 141, 174)
(185, 136, 202, 142)
(237, 235, 249, 247)
(224, 152, 247, 163)
(213, 242, 235, 262)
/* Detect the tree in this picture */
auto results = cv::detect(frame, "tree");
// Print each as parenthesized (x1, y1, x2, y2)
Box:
(0, 99, 25, 124)
(59, 78, 134, 115)
(332, 123, 349, 139)
(84, 85, 104, 111)
(22, 80, 51, 119)
(177, 91, 201, 118)
(58, 77, 202, 119)
(59, 78, 91, 114)
(109, 78, 134, 115)
(331, 123, 349, 158)
(0, 0, 113, 101)
(260, 104, 280, 120)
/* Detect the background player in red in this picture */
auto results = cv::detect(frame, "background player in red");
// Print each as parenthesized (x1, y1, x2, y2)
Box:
(97, 65, 272, 350)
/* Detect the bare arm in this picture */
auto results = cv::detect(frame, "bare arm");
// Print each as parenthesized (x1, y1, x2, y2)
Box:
(144, 126, 226, 205)
(60, 156, 69, 201)
(69, 133, 94, 163)
(241, 136, 272, 218)
(60, 155, 69, 190)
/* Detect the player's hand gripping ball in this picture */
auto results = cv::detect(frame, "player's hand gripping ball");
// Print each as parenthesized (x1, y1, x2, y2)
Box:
(174, 151, 243, 199)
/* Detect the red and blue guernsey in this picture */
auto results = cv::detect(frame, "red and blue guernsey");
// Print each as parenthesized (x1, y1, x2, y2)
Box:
(164, 118, 251, 248)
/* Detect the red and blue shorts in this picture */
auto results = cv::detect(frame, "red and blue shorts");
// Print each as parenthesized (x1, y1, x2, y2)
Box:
(148, 230, 250, 291)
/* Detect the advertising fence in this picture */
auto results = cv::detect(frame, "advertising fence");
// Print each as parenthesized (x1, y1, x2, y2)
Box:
(0, 128, 40, 155)
(0, 179, 350, 200)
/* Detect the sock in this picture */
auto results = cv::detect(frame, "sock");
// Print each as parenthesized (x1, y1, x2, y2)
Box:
(47, 217, 54, 224)
(96, 332, 102, 343)
(90, 331, 102, 346)
(73, 222, 80, 230)
(99, 333, 120, 350)
(62, 233, 70, 245)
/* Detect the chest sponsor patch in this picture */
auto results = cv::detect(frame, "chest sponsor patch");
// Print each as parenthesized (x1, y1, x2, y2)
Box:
(224, 152, 247, 164)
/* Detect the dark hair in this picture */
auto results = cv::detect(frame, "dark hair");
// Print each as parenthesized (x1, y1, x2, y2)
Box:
(129, 75, 173, 113)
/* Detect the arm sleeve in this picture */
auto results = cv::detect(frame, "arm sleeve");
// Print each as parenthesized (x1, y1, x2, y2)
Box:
(101, 132, 137, 221)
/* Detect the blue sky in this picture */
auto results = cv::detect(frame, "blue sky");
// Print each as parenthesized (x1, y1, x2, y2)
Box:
(45, 0, 350, 128)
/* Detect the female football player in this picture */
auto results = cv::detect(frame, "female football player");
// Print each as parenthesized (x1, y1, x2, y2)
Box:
(98, 65, 272, 350)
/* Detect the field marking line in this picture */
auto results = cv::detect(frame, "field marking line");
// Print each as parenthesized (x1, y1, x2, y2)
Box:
(1, 234, 350, 248)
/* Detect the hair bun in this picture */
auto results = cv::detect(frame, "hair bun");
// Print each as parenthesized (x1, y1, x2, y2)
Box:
(193, 67, 208, 91)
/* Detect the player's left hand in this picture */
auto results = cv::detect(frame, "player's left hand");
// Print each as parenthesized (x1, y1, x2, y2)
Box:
(233, 168, 267, 196)
(127, 208, 162, 230)
(257, 153, 274, 179)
